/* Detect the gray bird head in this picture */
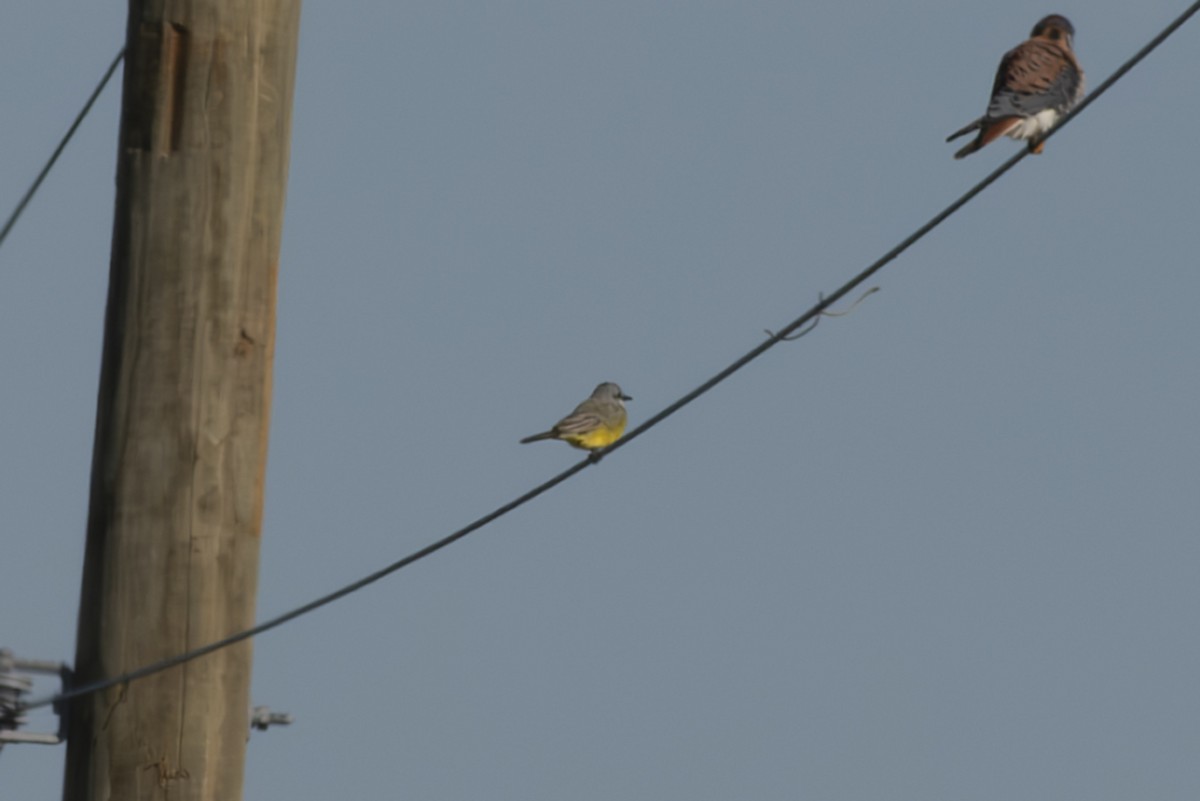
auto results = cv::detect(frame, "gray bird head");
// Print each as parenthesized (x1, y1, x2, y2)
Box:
(593, 382, 633, 403)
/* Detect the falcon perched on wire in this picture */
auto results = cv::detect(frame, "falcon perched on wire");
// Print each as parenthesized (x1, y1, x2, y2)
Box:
(947, 14, 1084, 159)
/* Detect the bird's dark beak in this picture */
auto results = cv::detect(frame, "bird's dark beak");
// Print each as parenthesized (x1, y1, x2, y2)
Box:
(622, 394, 633, 401)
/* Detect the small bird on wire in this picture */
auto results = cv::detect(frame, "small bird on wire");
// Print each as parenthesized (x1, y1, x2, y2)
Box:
(947, 14, 1084, 159)
(520, 382, 632, 451)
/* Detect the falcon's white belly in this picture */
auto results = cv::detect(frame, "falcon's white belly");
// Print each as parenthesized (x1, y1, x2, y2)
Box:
(1007, 109, 1061, 141)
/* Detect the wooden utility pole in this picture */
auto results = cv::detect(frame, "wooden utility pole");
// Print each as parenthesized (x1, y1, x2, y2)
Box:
(64, 2, 300, 800)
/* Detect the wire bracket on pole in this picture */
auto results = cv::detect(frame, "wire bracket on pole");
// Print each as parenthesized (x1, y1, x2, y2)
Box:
(0, 649, 72, 747)
(249, 705, 294, 733)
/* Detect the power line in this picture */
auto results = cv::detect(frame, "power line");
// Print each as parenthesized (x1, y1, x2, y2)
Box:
(0, 48, 125, 251)
(21, 0, 1200, 713)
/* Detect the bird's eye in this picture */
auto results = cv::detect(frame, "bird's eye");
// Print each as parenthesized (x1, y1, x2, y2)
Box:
(1049, 29, 1061, 40)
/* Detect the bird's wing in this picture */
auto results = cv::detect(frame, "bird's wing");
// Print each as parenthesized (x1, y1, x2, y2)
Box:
(553, 408, 605, 436)
(986, 40, 1082, 119)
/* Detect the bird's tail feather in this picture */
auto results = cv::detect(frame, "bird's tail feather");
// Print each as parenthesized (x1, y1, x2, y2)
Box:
(520, 431, 556, 444)
(953, 138, 982, 159)
(946, 118, 981, 142)
(951, 118, 1020, 159)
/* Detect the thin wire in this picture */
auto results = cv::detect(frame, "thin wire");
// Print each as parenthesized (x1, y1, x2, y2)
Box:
(22, 0, 1200, 713)
(29, 458, 595, 712)
(584, 0, 1200, 457)
(0, 48, 126, 251)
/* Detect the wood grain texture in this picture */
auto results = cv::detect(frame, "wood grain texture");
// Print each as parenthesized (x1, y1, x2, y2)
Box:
(65, 2, 300, 799)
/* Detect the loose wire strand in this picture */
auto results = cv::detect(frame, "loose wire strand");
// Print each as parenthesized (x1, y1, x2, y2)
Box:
(20, 0, 1200, 713)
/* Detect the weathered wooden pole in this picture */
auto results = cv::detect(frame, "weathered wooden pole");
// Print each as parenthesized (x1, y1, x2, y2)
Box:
(64, 2, 300, 799)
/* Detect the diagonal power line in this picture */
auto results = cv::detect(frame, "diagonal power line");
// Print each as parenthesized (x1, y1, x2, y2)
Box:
(0, 48, 126, 251)
(21, 0, 1200, 713)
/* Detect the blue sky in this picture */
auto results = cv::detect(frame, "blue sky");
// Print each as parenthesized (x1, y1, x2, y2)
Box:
(3, 2, 1199, 799)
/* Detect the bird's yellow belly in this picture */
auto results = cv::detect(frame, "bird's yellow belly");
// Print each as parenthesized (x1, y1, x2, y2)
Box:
(565, 422, 626, 450)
